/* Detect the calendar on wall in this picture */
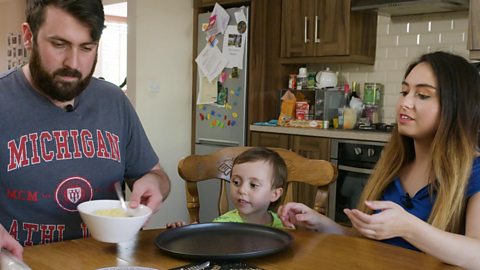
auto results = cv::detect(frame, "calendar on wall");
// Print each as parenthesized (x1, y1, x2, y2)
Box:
(6, 33, 28, 70)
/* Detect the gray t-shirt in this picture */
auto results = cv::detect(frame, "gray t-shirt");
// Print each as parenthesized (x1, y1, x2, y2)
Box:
(0, 68, 158, 246)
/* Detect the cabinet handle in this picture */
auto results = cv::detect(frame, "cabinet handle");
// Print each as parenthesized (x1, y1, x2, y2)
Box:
(314, 16, 320, 43)
(304, 16, 310, 43)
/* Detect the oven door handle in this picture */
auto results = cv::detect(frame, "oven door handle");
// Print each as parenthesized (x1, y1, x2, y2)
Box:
(338, 165, 374, 174)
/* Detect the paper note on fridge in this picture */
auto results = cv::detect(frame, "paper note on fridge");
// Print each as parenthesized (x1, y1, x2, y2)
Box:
(205, 3, 230, 37)
(222, 25, 245, 69)
(197, 69, 218, 105)
(195, 44, 228, 82)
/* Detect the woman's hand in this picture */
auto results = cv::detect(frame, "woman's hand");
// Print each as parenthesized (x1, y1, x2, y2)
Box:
(277, 202, 324, 231)
(344, 200, 414, 240)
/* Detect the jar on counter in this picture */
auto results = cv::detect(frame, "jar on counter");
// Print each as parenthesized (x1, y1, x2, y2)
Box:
(363, 83, 383, 105)
(364, 105, 381, 124)
(343, 108, 357, 130)
(296, 76, 307, 90)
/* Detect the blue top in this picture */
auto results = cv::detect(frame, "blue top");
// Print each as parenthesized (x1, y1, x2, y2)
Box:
(380, 156, 480, 251)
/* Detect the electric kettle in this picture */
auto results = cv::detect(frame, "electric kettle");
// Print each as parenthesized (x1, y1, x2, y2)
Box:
(316, 67, 338, 89)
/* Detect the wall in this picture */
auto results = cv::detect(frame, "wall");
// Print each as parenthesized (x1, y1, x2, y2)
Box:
(0, 0, 25, 72)
(128, 0, 193, 228)
(310, 12, 469, 124)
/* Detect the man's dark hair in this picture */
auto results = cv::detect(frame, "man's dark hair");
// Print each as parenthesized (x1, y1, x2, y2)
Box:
(26, 0, 105, 42)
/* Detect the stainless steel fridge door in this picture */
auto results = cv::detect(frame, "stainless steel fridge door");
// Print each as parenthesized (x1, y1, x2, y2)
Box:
(195, 7, 249, 148)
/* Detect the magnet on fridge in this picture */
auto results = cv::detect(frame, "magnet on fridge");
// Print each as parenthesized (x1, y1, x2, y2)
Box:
(231, 67, 239, 78)
(201, 23, 209, 31)
(219, 71, 228, 83)
(237, 21, 247, 34)
(208, 36, 218, 47)
(235, 87, 241, 96)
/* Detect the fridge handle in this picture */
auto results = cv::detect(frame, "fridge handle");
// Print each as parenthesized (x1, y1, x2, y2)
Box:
(197, 138, 240, 147)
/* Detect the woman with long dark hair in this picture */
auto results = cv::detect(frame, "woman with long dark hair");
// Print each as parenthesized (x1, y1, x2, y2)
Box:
(279, 51, 480, 269)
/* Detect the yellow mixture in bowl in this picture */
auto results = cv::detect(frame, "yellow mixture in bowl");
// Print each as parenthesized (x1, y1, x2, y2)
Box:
(93, 208, 128, 217)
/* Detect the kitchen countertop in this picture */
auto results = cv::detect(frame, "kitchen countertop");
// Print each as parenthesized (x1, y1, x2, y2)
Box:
(250, 125, 391, 142)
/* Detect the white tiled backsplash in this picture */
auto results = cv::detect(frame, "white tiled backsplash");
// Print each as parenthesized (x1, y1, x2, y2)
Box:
(308, 12, 469, 124)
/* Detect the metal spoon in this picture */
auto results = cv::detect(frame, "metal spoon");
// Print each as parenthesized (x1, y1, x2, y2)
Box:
(114, 181, 135, 217)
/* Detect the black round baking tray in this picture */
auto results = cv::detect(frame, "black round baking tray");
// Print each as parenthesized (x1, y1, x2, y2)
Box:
(154, 222, 292, 260)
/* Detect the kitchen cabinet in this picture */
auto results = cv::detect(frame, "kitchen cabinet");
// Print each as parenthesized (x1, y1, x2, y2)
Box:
(280, 0, 378, 64)
(291, 135, 330, 160)
(250, 132, 290, 149)
(468, 0, 480, 59)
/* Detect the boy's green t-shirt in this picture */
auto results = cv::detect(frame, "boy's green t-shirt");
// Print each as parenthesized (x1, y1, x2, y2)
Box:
(213, 209, 285, 229)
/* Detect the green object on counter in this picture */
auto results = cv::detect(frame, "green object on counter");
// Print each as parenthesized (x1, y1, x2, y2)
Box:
(364, 83, 383, 105)
(307, 72, 316, 89)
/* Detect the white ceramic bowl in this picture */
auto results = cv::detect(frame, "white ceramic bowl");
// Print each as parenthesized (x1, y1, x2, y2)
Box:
(77, 200, 152, 243)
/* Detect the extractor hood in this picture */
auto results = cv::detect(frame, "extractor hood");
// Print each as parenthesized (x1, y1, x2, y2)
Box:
(351, 0, 469, 16)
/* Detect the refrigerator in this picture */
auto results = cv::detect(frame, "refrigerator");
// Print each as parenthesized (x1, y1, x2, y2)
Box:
(194, 6, 249, 222)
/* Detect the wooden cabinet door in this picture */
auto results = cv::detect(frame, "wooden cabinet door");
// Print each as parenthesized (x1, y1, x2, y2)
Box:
(314, 0, 349, 56)
(290, 135, 331, 214)
(469, 0, 480, 59)
(249, 132, 290, 149)
(291, 135, 330, 159)
(279, 0, 376, 64)
(281, 0, 317, 57)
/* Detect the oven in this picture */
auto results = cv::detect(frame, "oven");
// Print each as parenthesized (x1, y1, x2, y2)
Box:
(328, 139, 385, 224)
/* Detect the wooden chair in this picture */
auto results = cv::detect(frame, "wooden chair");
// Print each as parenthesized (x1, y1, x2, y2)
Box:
(177, 147, 338, 223)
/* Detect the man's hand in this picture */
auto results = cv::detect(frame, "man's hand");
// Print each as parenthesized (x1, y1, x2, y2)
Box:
(128, 163, 170, 213)
(0, 224, 23, 260)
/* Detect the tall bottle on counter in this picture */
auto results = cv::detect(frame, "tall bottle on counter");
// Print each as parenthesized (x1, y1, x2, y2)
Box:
(350, 81, 360, 100)
(342, 83, 357, 129)
(343, 83, 350, 107)
(296, 67, 307, 90)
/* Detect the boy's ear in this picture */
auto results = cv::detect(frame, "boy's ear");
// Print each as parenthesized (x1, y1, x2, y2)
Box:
(270, 187, 283, 202)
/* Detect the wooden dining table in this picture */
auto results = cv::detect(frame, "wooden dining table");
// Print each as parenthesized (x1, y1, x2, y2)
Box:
(23, 228, 461, 270)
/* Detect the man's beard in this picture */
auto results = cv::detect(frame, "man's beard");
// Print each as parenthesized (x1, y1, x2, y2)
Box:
(29, 44, 96, 102)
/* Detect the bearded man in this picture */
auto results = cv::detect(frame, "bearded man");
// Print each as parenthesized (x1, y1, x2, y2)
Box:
(0, 0, 170, 260)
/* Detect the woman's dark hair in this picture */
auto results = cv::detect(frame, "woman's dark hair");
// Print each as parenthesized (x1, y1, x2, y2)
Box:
(232, 147, 287, 209)
(359, 51, 480, 233)
(26, 0, 105, 42)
